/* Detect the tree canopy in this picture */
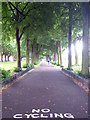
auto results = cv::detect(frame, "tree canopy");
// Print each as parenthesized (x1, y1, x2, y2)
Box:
(1, 2, 90, 75)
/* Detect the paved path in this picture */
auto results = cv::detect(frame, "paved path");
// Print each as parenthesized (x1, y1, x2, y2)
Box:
(2, 61, 88, 118)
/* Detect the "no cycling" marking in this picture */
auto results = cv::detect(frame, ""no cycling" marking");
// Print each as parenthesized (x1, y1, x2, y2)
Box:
(13, 108, 74, 118)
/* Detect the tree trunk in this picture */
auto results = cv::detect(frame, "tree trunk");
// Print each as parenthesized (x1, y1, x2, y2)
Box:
(26, 37, 30, 65)
(36, 53, 39, 61)
(56, 41, 59, 65)
(1, 53, 3, 62)
(82, 3, 89, 75)
(16, 27, 21, 68)
(32, 53, 37, 64)
(36, 43, 39, 61)
(31, 42, 34, 64)
(74, 40, 78, 65)
(53, 44, 56, 61)
(15, 3, 21, 68)
(59, 41, 62, 65)
(53, 52, 56, 61)
(68, 3, 72, 68)
(7, 56, 10, 61)
(5, 54, 7, 62)
(31, 38, 38, 64)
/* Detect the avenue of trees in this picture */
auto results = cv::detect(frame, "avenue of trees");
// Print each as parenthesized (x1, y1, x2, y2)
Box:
(1, 2, 90, 76)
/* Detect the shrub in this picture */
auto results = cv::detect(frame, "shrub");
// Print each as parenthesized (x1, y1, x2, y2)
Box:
(51, 61, 56, 65)
(78, 72, 90, 78)
(14, 67, 22, 72)
(57, 64, 60, 66)
(23, 64, 34, 68)
(30, 64, 34, 67)
(23, 64, 30, 68)
(67, 67, 73, 71)
(1, 69, 11, 79)
(87, 74, 90, 78)
(60, 65, 64, 68)
(34, 62, 37, 65)
(34, 61, 40, 65)
(0, 69, 2, 80)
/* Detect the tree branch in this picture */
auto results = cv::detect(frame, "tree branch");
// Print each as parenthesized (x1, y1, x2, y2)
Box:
(19, 24, 30, 40)
(8, 2, 16, 19)
(19, 5, 40, 23)
(9, 2, 24, 16)
(22, 2, 29, 14)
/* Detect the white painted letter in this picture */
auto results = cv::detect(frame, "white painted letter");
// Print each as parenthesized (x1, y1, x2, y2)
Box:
(64, 113, 74, 118)
(54, 113, 64, 118)
(25, 114, 40, 118)
(40, 114, 48, 118)
(41, 108, 50, 113)
(32, 114, 40, 118)
(13, 114, 22, 118)
(25, 114, 32, 118)
(50, 113, 53, 118)
(32, 109, 40, 113)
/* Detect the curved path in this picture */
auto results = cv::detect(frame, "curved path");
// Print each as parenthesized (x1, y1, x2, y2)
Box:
(2, 61, 88, 118)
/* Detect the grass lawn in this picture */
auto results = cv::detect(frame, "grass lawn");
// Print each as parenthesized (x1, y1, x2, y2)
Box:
(0, 60, 26, 72)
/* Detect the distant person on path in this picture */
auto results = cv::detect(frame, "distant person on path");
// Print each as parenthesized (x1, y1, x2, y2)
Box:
(48, 57, 50, 64)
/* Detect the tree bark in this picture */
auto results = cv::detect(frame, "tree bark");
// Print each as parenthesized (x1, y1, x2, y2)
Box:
(31, 38, 39, 64)
(15, 3, 21, 68)
(31, 41, 34, 64)
(26, 37, 30, 65)
(1, 53, 3, 62)
(73, 39, 78, 65)
(16, 27, 21, 68)
(5, 54, 7, 62)
(59, 41, 62, 65)
(56, 41, 59, 65)
(53, 52, 56, 61)
(36, 53, 39, 61)
(82, 3, 89, 75)
(68, 3, 72, 68)
(53, 44, 56, 61)
(36, 43, 39, 61)
(7, 56, 10, 61)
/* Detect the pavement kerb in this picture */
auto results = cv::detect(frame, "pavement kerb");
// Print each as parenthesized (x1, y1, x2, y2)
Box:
(61, 68, 89, 94)
(2, 67, 34, 91)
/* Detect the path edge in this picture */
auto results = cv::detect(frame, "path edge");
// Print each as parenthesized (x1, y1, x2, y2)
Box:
(1, 67, 34, 87)
(61, 68, 89, 93)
